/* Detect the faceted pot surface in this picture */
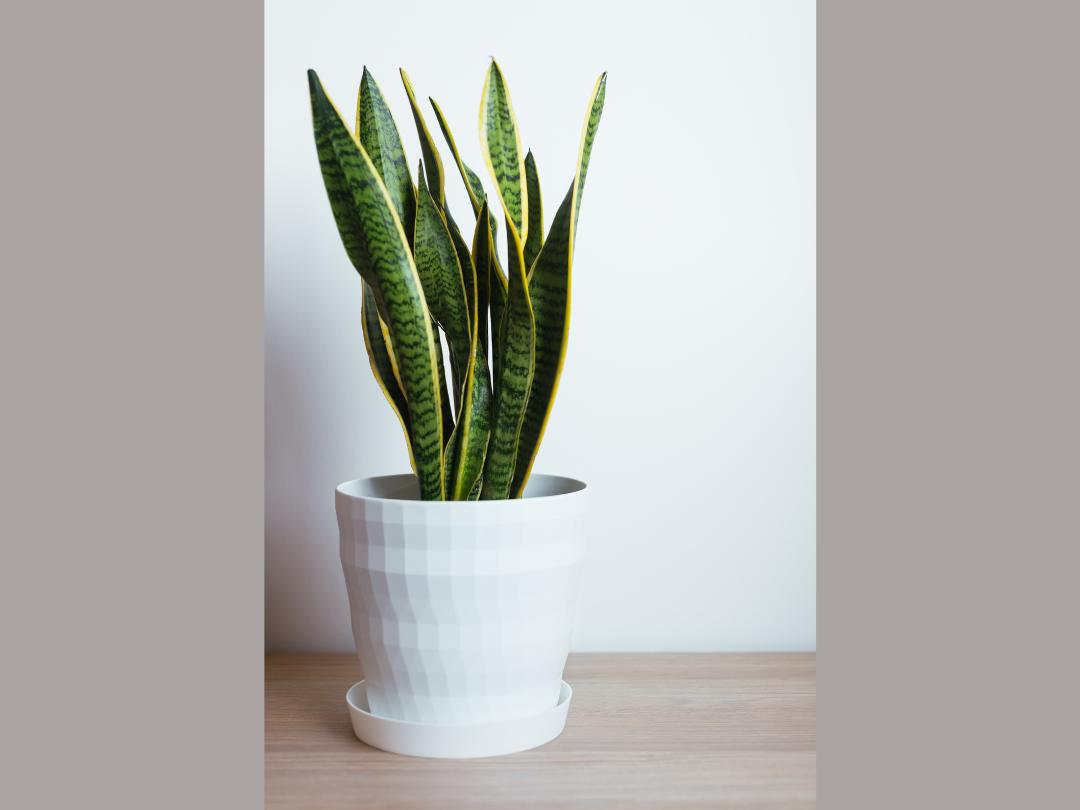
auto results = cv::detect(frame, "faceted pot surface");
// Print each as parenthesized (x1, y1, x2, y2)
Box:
(336, 474, 588, 725)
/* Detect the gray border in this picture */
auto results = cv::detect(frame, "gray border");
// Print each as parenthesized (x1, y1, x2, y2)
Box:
(820, 1, 1079, 806)
(4, 1, 1078, 807)
(2, 1, 263, 807)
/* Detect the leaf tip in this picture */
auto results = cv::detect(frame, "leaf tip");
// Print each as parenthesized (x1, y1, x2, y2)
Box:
(307, 70, 328, 109)
(400, 68, 422, 105)
(361, 66, 381, 96)
(417, 159, 427, 191)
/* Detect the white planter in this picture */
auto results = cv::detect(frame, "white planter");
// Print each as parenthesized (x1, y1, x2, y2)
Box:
(335, 473, 588, 755)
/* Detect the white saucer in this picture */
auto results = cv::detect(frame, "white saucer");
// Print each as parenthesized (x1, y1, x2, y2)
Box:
(345, 681, 573, 759)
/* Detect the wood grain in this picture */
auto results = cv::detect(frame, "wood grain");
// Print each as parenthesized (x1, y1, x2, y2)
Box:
(266, 653, 816, 809)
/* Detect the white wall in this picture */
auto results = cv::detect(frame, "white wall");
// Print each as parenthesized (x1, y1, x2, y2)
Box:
(266, 0, 815, 652)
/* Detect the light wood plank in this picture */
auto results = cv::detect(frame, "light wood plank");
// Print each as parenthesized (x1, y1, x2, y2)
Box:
(266, 653, 816, 809)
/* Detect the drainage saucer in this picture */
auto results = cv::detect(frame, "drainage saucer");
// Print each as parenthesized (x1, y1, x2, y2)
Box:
(345, 680, 573, 759)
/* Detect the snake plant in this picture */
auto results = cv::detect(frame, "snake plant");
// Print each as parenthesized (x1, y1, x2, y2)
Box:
(308, 60, 606, 500)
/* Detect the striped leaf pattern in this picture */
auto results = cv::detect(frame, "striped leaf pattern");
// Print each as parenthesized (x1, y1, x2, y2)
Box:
(431, 96, 506, 293)
(465, 166, 488, 217)
(308, 69, 445, 500)
(471, 200, 493, 349)
(446, 214, 476, 336)
(437, 205, 492, 500)
(479, 60, 528, 241)
(489, 250, 508, 390)
(414, 169, 471, 399)
(511, 73, 607, 497)
(572, 73, 608, 232)
(523, 150, 543, 270)
(356, 67, 416, 240)
(428, 93, 509, 386)
(361, 280, 414, 472)
(438, 207, 494, 501)
(481, 218, 534, 500)
(448, 214, 493, 502)
(450, 339, 492, 499)
(442, 427, 459, 495)
(308, 64, 605, 500)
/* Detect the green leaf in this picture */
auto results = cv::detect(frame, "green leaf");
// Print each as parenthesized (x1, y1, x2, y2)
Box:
(470, 199, 493, 350)
(399, 69, 445, 209)
(467, 476, 483, 500)
(479, 60, 528, 242)
(481, 218, 534, 499)
(446, 213, 476, 337)
(449, 339, 492, 499)
(414, 166, 472, 400)
(464, 165, 488, 215)
(442, 426, 459, 495)
(430, 95, 507, 295)
(429, 97, 485, 216)
(489, 264, 507, 389)
(403, 96, 480, 383)
(572, 74, 607, 233)
(355, 67, 416, 240)
(445, 202, 496, 498)
(436, 205, 494, 500)
(308, 69, 445, 500)
(511, 72, 607, 497)
(444, 206, 494, 500)
(403, 78, 483, 372)
(523, 150, 543, 269)
(361, 280, 414, 473)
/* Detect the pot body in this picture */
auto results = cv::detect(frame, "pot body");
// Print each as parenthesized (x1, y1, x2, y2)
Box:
(336, 474, 587, 725)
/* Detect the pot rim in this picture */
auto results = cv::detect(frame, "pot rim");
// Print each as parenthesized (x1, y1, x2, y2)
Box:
(336, 473, 587, 505)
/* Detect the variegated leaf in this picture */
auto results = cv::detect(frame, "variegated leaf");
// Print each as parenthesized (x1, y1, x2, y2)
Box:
(479, 60, 528, 242)
(361, 280, 414, 472)
(511, 73, 607, 497)
(523, 150, 543, 269)
(308, 69, 445, 499)
(414, 167, 472, 400)
(355, 67, 416, 240)
(481, 218, 534, 499)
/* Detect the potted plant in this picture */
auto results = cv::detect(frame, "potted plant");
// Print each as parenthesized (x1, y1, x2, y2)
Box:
(308, 59, 606, 758)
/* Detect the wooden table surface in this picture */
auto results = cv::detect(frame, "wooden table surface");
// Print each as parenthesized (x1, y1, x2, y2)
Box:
(266, 653, 816, 809)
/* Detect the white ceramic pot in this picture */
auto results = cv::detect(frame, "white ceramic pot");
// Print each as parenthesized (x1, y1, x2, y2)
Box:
(335, 473, 588, 731)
